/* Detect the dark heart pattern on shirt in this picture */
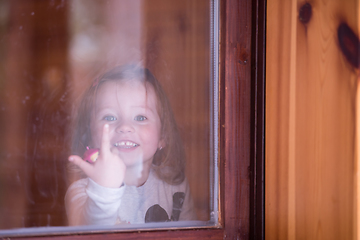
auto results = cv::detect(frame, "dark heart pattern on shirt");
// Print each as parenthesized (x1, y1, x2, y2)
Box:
(144, 192, 185, 223)
(145, 204, 170, 222)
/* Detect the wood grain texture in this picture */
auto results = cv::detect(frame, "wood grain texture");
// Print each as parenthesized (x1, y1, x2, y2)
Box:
(266, 0, 358, 239)
(221, 0, 252, 239)
(266, 1, 293, 240)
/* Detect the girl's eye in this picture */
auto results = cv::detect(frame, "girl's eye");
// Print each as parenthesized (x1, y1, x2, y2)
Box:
(134, 115, 147, 121)
(104, 116, 117, 121)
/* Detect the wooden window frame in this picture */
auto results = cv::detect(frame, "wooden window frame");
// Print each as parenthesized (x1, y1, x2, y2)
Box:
(12, 0, 266, 239)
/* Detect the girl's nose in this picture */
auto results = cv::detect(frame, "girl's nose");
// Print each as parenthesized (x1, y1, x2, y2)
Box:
(115, 121, 134, 133)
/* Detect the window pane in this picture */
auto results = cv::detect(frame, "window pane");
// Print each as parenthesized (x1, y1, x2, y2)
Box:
(0, 0, 218, 236)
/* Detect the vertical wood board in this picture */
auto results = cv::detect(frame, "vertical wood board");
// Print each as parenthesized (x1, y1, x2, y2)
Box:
(266, 0, 359, 239)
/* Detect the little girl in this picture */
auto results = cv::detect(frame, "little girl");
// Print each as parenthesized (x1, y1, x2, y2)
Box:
(65, 65, 196, 226)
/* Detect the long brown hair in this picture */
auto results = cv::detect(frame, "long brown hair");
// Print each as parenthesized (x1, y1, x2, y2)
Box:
(69, 65, 185, 185)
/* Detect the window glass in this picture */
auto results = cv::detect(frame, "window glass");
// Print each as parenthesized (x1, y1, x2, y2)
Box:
(0, 0, 218, 236)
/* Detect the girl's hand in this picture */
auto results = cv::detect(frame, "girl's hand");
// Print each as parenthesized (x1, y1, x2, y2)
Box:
(69, 124, 126, 188)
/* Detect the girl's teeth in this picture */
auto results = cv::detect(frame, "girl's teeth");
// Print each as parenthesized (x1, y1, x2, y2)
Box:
(114, 142, 138, 147)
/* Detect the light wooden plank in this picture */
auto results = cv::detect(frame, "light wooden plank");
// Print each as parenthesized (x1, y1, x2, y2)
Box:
(288, 0, 297, 239)
(266, 0, 359, 239)
(266, 0, 293, 238)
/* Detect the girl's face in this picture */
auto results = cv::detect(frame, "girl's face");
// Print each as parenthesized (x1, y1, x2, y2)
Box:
(90, 80, 163, 168)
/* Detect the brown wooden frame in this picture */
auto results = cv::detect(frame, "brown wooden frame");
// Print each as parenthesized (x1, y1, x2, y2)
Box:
(12, 0, 266, 239)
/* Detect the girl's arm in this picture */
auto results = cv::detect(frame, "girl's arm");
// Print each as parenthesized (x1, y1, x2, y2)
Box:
(66, 124, 127, 225)
(65, 178, 125, 226)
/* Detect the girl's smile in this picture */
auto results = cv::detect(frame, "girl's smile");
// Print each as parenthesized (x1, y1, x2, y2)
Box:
(90, 79, 163, 168)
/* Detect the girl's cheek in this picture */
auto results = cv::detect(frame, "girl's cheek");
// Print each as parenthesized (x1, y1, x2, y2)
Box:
(143, 126, 161, 138)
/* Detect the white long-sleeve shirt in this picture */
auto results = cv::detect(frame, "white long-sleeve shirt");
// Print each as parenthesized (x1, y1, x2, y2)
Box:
(65, 170, 196, 226)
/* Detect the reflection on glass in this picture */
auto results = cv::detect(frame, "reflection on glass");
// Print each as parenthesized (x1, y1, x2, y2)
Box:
(0, 0, 215, 234)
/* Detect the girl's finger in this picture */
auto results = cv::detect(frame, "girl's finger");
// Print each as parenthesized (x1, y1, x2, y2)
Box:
(100, 124, 110, 156)
(68, 155, 94, 176)
(110, 146, 120, 156)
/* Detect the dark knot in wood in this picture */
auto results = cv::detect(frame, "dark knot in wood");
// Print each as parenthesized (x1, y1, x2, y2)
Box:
(299, 3, 312, 24)
(338, 22, 360, 68)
